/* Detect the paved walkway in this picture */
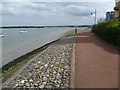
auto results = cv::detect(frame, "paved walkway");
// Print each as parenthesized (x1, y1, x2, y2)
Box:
(75, 30, 118, 88)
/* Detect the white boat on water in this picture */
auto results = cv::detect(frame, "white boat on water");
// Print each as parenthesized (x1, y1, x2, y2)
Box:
(0, 34, 4, 38)
(20, 30, 27, 33)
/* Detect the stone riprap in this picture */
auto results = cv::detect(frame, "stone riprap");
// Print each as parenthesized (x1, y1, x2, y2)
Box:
(4, 34, 75, 88)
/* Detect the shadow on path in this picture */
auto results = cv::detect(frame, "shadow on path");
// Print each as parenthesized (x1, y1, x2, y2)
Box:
(75, 30, 118, 88)
(76, 30, 118, 54)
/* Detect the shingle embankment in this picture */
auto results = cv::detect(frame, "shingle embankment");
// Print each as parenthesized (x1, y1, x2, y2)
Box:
(4, 33, 75, 88)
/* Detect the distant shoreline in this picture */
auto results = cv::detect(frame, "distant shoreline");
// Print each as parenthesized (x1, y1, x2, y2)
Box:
(0, 25, 91, 28)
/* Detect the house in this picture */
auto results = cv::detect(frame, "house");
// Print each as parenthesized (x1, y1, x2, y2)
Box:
(106, 0, 120, 22)
(114, 0, 120, 18)
(106, 11, 115, 20)
(113, 0, 120, 21)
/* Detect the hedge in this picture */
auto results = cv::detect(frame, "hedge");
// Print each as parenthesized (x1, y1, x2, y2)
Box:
(92, 22, 120, 47)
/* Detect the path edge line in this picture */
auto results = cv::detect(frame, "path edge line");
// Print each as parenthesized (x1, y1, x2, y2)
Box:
(70, 34, 76, 88)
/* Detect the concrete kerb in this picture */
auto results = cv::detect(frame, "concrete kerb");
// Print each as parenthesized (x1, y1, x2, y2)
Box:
(70, 31, 76, 89)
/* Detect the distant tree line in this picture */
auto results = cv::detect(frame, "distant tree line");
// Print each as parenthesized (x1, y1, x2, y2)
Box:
(0, 26, 44, 28)
(0, 25, 91, 28)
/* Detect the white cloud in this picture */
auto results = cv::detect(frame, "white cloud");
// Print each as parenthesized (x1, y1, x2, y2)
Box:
(2, 7, 18, 15)
(1, 0, 115, 2)
(63, 4, 93, 17)
(1, 2, 115, 26)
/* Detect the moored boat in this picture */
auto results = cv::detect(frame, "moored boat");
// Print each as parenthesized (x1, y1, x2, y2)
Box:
(0, 33, 4, 37)
(20, 30, 27, 33)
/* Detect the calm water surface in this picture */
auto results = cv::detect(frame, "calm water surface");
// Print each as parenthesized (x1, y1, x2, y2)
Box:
(1, 27, 76, 66)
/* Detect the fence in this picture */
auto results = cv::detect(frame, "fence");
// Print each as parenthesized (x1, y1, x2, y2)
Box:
(106, 17, 120, 22)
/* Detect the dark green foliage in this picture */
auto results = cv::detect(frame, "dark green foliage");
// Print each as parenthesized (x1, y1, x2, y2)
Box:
(92, 22, 120, 47)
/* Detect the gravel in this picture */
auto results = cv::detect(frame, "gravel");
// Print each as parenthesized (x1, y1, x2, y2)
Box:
(4, 34, 75, 88)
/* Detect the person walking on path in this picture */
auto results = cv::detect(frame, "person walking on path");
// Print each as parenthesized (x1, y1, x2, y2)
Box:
(75, 28, 77, 35)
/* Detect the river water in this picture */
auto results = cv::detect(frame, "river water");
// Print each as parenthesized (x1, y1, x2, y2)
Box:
(1, 27, 77, 67)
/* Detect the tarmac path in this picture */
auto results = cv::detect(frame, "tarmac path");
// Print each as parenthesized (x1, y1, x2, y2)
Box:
(75, 30, 118, 88)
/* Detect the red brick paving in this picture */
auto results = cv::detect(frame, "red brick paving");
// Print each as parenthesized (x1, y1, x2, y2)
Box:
(75, 30, 118, 88)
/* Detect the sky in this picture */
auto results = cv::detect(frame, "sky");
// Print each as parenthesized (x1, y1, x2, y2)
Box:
(0, 0, 115, 26)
